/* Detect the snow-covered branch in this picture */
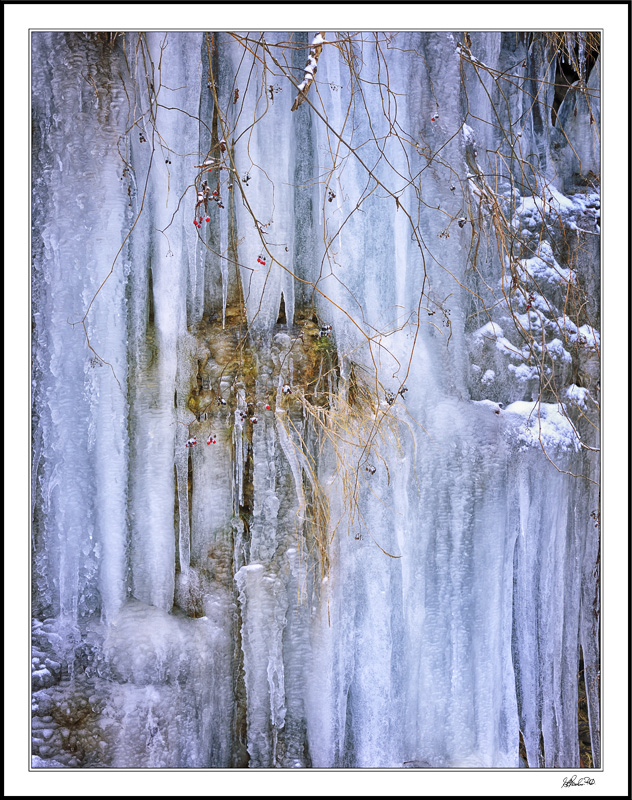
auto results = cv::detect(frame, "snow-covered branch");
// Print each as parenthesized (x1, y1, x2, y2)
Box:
(291, 32, 325, 112)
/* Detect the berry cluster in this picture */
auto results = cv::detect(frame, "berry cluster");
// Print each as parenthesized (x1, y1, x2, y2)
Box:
(185, 395, 271, 449)
(210, 188, 224, 209)
(257, 254, 267, 266)
(193, 180, 224, 228)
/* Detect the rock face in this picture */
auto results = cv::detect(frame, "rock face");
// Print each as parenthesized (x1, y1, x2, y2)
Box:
(31, 32, 600, 768)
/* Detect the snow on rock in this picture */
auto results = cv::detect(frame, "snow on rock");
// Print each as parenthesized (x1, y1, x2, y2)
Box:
(557, 317, 601, 350)
(564, 384, 589, 409)
(508, 363, 539, 382)
(473, 321, 504, 340)
(472, 399, 503, 414)
(473, 321, 523, 360)
(546, 338, 572, 363)
(515, 185, 600, 234)
(504, 402, 581, 452)
(518, 243, 573, 286)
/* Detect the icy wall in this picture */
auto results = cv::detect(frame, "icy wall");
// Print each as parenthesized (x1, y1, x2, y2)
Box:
(31, 31, 601, 769)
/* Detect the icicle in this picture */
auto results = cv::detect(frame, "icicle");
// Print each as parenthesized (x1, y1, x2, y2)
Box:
(175, 440, 191, 572)
(235, 564, 288, 767)
(275, 416, 307, 524)
(221, 257, 228, 330)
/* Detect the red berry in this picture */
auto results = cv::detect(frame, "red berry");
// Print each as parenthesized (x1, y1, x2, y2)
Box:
(205, 216, 210, 222)
(266, 405, 270, 410)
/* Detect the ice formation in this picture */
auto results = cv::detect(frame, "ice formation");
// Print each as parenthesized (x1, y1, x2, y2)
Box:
(31, 31, 600, 769)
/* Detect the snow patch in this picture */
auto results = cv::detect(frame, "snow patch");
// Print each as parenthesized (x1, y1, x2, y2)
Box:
(547, 338, 572, 363)
(557, 317, 600, 349)
(473, 321, 503, 340)
(473, 321, 521, 359)
(505, 401, 580, 452)
(462, 124, 476, 144)
(565, 384, 589, 409)
(472, 399, 503, 413)
(508, 363, 539, 382)
(519, 243, 573, 285)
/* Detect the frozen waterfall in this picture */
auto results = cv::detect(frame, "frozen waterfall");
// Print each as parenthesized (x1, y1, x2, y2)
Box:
(31, 31, 600, 769)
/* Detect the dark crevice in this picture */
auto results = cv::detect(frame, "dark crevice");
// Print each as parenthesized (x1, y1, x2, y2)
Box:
(173, 465, 180, 573)
(147, 266, 155, 328)
(518, 730, 529, 767)
(276, 292, 287, 325)
(342, 685, 355, 768)
(577, 646, 594, 768)
(231, 596, 249, 767)
(551, 33, 600, 125)
(538, 731, 546, 768)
